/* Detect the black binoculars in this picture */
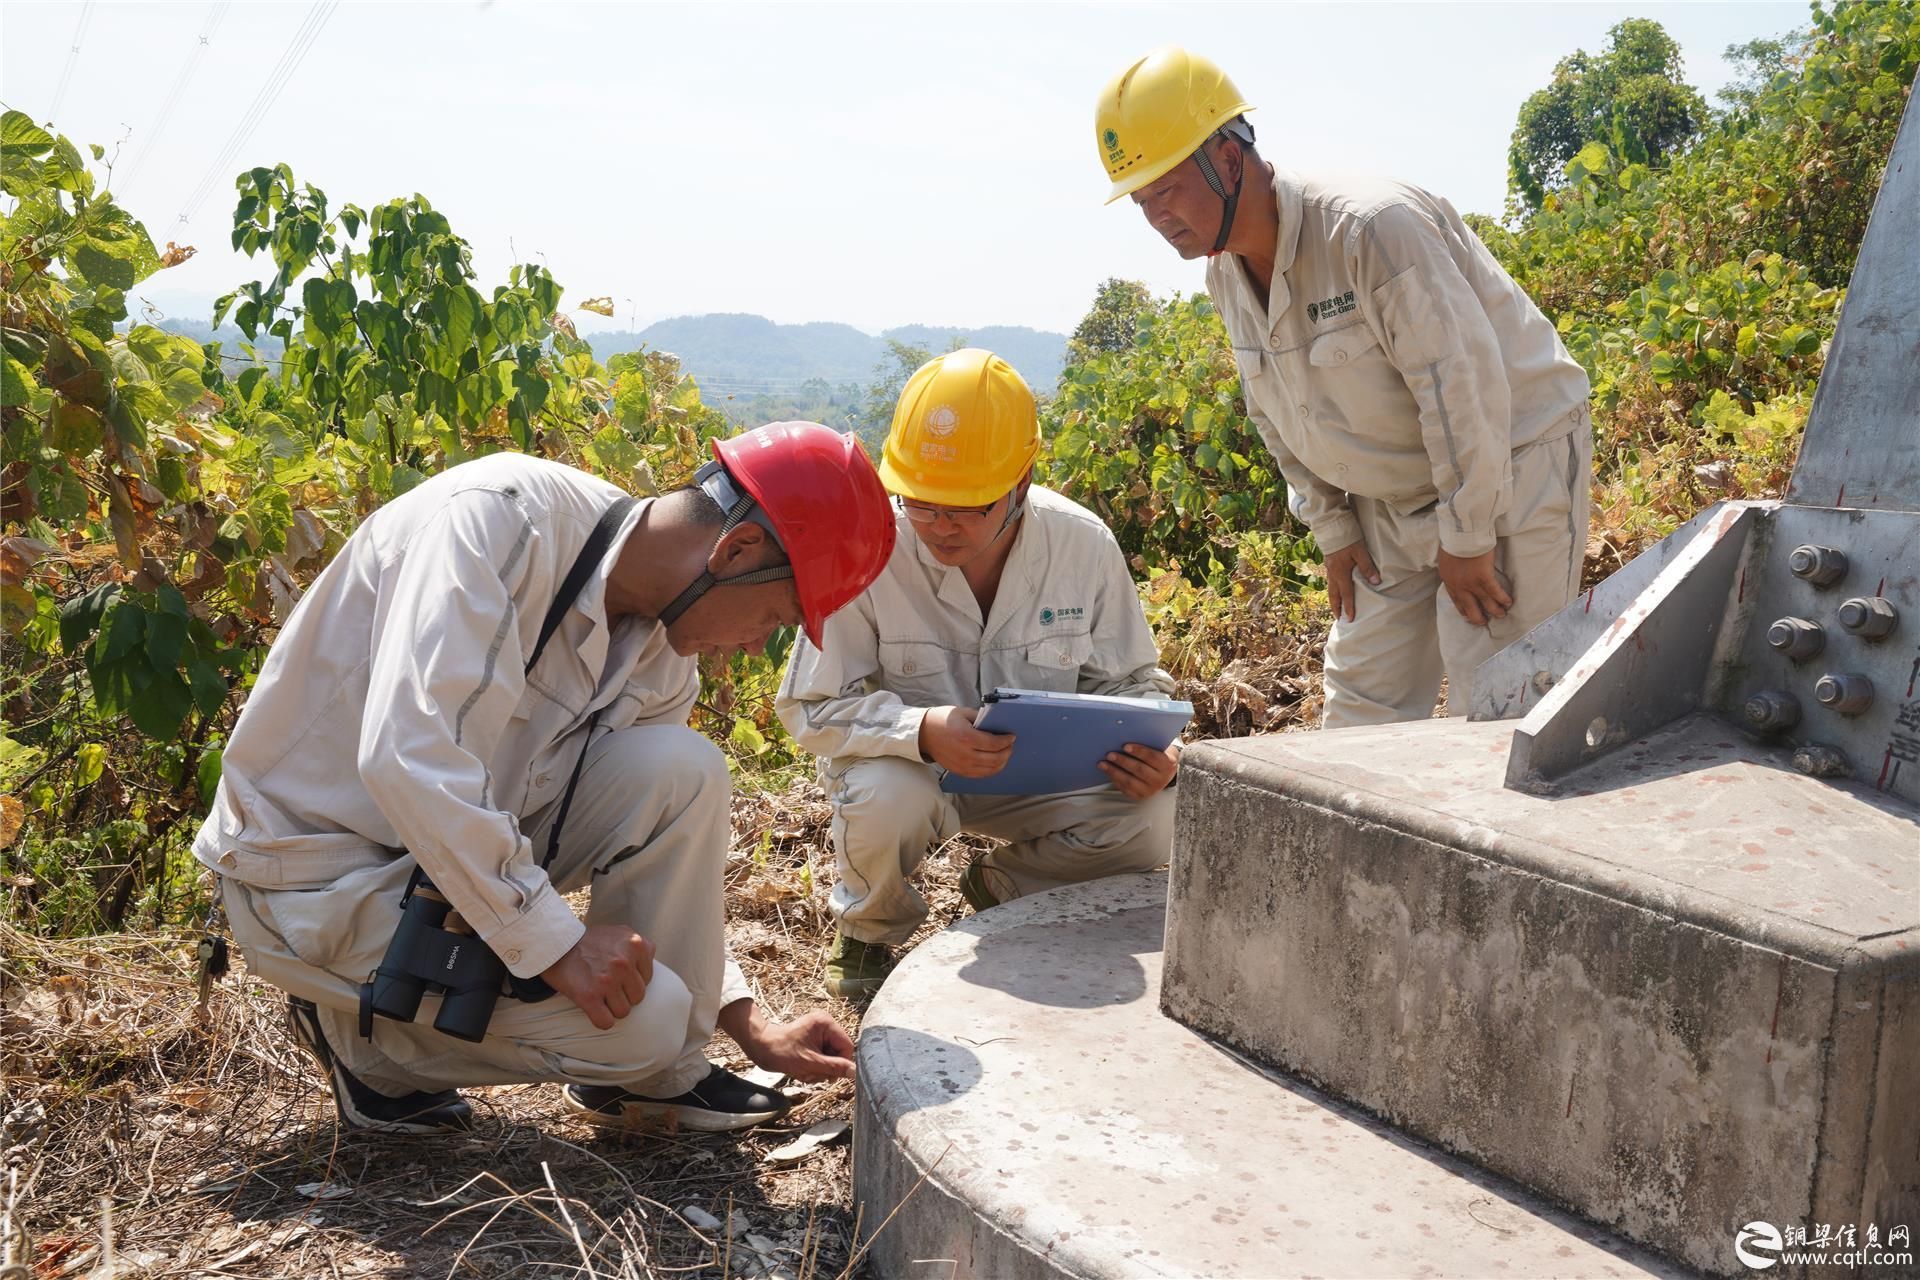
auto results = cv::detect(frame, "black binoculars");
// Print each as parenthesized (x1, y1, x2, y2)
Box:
(363, 866, 551, 1043)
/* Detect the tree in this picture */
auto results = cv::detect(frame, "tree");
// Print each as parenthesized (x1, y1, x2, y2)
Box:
(1508, 19, 1707, 210)
(1066, 278, 1154, 365)
(857, 338, 933, 448)
(1717, 34, 1800, 114)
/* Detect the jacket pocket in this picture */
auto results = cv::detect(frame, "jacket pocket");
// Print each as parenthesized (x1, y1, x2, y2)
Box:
(1014, 634, 1092, 693)
(1307, 324, 1381, 369)
(877, 639, 963, 703)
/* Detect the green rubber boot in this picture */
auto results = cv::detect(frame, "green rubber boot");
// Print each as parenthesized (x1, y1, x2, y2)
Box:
(824, 932, 895, 1001)
(958, 859, 1003, 914)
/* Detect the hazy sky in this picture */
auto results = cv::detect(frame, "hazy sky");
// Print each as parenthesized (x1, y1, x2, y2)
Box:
(3, 1, 1805, 336)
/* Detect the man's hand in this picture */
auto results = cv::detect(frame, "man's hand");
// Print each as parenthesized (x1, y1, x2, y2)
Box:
(1100, 741, 1180, 800)
(719, 1000, 857, 1082)
(541, 924, 655, 1031)
(918, 705, 1014, 778)
(1325, 538, 1381, 622)
(1437, 548, 1512, 627)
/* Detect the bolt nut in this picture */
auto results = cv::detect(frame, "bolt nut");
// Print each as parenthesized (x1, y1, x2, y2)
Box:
(1743, 689, 1802, 733)
(1836, 596, 1897, 639)
(1766, 617, 1825, 661)
(1788, 544, 1848, 587)
(1814, 673, 1874, 715)
(1791, 743, 1850, 779)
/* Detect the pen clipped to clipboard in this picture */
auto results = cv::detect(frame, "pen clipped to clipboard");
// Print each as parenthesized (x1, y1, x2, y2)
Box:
(938, 687, 1194, 796)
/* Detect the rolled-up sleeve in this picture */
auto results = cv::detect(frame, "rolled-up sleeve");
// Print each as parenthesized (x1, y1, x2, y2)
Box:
(1356, 205, 1513, 556)
(358, 493, 583, 980)
(776, 593, 928, 762)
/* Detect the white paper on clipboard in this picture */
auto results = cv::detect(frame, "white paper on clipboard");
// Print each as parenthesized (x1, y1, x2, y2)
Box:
(938, 687, 1193, 796)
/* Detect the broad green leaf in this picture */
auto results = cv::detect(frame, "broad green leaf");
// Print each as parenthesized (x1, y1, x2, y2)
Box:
(128, 668, 193, 739)
(0, 356, 33, 408)
(74, 742, 108, 788)
(196, 745, 224, 799)
(59, 583, 119, 654)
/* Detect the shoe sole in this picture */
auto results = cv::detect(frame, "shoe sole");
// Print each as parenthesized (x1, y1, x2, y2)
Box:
(286, 1000, 470, 1136)
(564, 1094, 784, 1133)
(824, 972, 888, 1001)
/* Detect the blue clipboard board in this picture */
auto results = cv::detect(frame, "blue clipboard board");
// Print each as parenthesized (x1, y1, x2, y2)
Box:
(938, 687, 1194, 796)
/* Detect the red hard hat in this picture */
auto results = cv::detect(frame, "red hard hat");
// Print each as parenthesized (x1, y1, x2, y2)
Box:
(713, 422, 895, 648)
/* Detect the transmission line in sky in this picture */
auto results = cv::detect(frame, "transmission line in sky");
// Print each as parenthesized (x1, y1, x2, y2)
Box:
(121, 2, 231, 196)
(46, 2, 96, 124)
(176, 0, 338, 228)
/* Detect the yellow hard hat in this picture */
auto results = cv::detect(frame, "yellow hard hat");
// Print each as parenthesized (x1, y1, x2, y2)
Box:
(1095, 47, 1253, 204)
(880, 349, 1039, 508)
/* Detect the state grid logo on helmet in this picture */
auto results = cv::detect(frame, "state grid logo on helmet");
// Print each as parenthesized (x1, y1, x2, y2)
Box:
(925, 405, 959, 439)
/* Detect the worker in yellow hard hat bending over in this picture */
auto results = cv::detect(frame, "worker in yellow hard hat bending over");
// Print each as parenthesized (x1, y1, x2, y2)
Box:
(1096, 48, 1594, 727)
(777, 349, 1179, 1000)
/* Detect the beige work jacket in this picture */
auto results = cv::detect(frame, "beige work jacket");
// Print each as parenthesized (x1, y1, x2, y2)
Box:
(1207, 167, 1591, 558)
(191, 454, 747, 996)
(776, 487, 1174, 761)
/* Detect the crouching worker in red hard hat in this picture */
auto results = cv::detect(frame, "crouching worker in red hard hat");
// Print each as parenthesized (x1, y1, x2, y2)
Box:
(192, 422, 895, 1134)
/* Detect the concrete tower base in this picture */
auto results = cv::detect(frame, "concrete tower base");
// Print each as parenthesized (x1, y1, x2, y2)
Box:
(853, 874, 1684, 1279)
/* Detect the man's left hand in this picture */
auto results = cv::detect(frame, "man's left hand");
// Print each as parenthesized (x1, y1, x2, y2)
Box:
(1437, 549, 1512, 627)
(1100, 741, 1180, 800)
(719, 1000, 856, 1082)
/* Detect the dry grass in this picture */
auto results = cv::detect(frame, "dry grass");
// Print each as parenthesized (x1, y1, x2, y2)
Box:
(0, 778, 992, 1280)
(0, 645, 1316, 1279)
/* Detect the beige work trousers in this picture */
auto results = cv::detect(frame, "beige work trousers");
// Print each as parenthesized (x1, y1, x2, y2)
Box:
(220, 725, 730, 1099)
(825, 755, 1175, 945)
(1322, 412, 1593, 729)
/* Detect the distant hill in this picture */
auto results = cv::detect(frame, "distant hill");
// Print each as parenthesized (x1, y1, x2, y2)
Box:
(589, 313, 1068, 398)
(142, 310, 1069, 404)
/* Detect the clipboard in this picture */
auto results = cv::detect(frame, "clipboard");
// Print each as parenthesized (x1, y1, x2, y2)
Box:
(938, 687, 1194, 796)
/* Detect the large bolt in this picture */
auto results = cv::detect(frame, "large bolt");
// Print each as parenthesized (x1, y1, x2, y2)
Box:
(1788, 544, 1848, 587)
(1837, 596, 1898, 639)
(1766, 617, 1825, 661)
(1814, 673, 1874, 715)
(1791, 743, 1850, 779)
(1744, 689, 1802, 732)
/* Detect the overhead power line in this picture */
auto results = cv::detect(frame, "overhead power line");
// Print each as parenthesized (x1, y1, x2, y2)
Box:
(121, 2, 230, 195)
(47, 2, 96, 124)
(176, 0, 338, 227)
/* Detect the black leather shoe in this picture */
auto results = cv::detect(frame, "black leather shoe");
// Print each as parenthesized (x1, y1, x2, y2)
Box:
(564, 1064, 791, 1132)
(286, 997, 473, 1134)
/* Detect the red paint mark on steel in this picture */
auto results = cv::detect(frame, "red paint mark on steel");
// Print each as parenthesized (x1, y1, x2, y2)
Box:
(1838, 484, 1846, 505)
(1765, 954, 1787, 1065)
(1875, 577, 1885, 597)
(1738, 568, 1747, 603)
(1878, 748, 1893, 791)
(1584, 588, 1595, 614)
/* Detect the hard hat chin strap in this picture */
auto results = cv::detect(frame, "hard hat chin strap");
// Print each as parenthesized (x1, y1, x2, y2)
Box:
(1192, 143, 1241, 256)
(657, 461, 794, 631)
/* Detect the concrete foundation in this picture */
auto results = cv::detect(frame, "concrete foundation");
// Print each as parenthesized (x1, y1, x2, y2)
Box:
(1163, 715, 1920, 1276)
(854, 873, 1686, 1279)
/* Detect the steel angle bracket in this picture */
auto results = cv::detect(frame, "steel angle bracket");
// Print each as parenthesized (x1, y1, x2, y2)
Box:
(1502, 502, 1766, 792)
(1467, 503, 1772, 722)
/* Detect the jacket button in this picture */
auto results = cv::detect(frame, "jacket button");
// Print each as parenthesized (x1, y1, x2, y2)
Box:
(535, 773, 551, 788)
(504, 949, 520, 965)
(903, 660, 916, 674)
(1337, 464, 1350, 475)
(1058, 650, 1071, 663)
(1269, 336, 1282, 350)
(1297, 404, 1310, 417)
(1334, 350, 1349, 365)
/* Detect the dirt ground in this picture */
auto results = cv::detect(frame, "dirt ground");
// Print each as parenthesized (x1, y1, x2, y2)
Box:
(0, 780, 988, 1280)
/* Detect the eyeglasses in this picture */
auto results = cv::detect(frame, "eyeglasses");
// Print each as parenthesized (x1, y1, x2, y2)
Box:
(894, 495, 1003, 527)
